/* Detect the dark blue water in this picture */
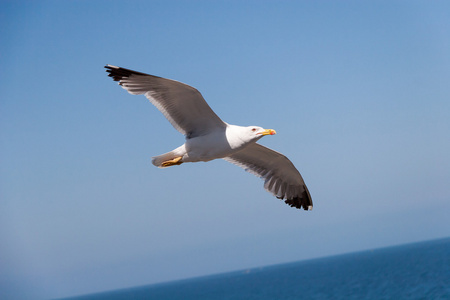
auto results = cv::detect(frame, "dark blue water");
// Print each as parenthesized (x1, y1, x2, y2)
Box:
(66, 238, 450, 300)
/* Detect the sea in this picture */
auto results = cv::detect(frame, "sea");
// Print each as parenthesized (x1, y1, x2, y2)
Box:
(66, 237, 450, 300)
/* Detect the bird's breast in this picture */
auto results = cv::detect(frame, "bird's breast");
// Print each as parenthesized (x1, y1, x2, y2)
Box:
(183, 132, 245, 162)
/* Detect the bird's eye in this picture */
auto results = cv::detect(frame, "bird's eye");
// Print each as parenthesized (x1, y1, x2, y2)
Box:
(252, 128, 256, 132)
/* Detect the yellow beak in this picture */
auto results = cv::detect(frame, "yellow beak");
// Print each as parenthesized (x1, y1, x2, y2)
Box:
(258, 129, 277, 136)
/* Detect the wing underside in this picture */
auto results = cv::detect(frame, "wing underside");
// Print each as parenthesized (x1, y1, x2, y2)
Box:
(105, 65, 226, 138)
(224, 143, 312, 210)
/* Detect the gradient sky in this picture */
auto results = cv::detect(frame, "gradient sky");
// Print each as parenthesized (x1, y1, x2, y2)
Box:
(1, 1, 450, 299)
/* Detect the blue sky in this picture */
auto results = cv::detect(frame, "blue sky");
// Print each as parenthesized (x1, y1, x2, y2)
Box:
(1, 1, 450, 299)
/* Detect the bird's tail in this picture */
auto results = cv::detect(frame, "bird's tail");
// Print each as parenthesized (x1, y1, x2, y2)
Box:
(151, 150, 181, 168)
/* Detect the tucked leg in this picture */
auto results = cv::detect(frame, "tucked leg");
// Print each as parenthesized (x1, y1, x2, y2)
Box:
(161, 156, 183, 167)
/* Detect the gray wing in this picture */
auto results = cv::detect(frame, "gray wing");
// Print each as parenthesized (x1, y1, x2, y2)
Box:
(224, 143, 312, 210)
(105, 65, 226, 138)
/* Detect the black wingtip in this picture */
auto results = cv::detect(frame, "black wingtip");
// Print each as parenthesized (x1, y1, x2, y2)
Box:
(104, 64, 150, 82)
(105, 65, 125, 82)
(284, 186, 313, 210)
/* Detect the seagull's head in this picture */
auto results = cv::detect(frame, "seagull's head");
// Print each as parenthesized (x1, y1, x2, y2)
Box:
(246, 126, 277, 141)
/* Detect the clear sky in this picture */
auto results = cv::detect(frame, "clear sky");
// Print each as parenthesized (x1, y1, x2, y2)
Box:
(1, 1, 450, 299)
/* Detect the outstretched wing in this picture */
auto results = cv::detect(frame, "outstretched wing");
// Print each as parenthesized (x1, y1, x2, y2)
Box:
(224, 143, 312, 210)
(105, 65, 226, 138)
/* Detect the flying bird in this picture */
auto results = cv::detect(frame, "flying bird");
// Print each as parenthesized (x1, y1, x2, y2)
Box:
(105, 65, 312, 210)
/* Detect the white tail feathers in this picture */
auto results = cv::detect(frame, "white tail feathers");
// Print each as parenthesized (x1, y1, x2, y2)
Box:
(152, 151, 179, 168)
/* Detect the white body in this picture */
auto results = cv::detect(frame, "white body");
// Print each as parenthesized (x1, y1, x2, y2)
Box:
(152, 124, 264, 166)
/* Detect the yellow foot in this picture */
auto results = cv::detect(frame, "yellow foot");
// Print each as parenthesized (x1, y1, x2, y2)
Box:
(161, 156, 183, 167)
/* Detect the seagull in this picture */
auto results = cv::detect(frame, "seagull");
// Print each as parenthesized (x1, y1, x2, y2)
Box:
(105, 65, 312, 210)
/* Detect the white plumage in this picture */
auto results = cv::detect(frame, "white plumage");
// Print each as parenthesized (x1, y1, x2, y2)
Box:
(105, 65, 312, 210)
